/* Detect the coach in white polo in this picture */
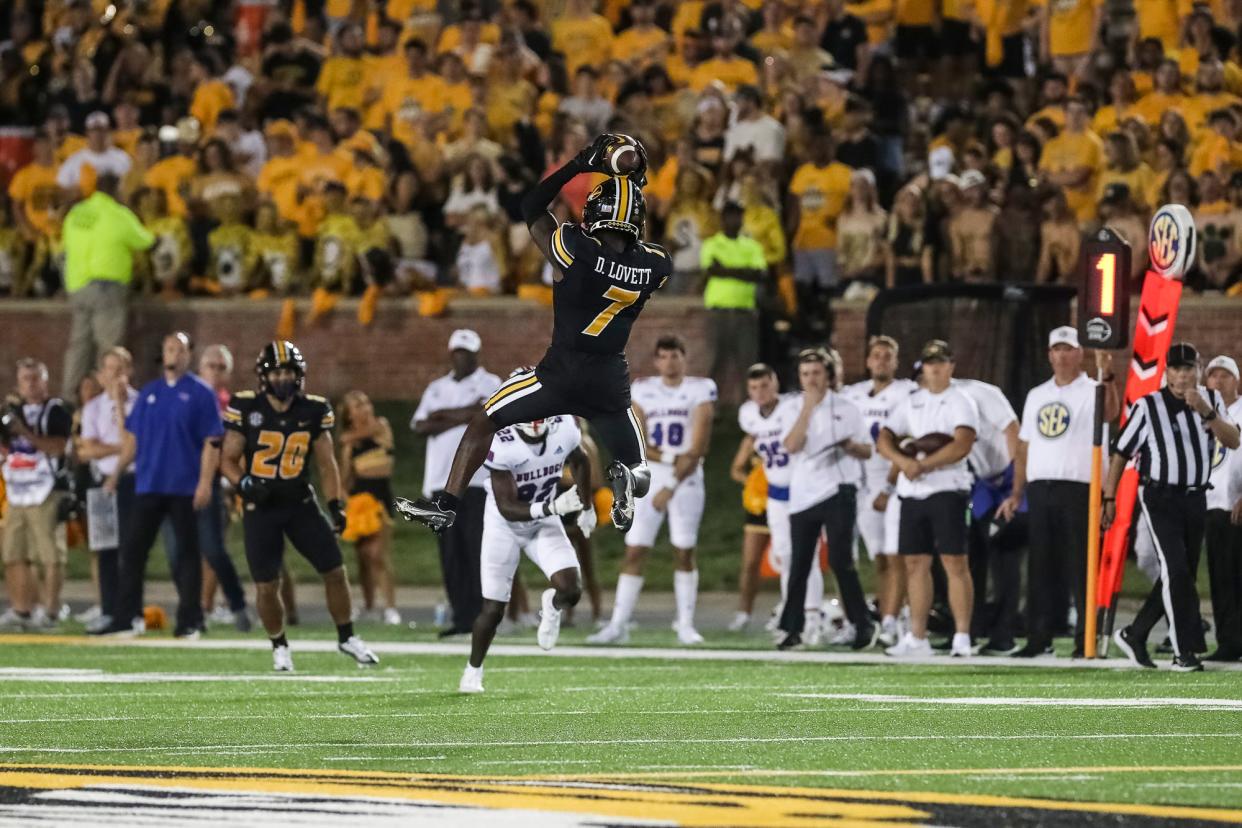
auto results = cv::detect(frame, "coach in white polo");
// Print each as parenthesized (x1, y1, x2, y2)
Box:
(411, 330, 501, 636)
(878, 339, 978, 659)
(998, 326, 1119, 657)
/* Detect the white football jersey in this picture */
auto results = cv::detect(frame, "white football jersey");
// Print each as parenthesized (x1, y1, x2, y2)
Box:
(843, 378, 917, 489)
(737, 393, 801, 487)
(483, 415, 582, 508)
(631, 376, 717, 462)
(886, 385, 980, 498)
(953, 378, 1018, 481)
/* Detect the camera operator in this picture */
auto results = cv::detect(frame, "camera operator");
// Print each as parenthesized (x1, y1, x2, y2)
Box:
(0, 359, 72, 630)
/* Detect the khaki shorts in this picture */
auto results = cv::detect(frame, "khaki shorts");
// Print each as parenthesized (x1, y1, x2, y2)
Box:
(2, 497, 68, 567)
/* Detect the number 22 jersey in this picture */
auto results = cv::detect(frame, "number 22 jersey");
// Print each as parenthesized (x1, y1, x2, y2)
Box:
(738, 393, 801, 491)
(546, 221, 672, 355)
(483, 415, 582, 517)
(223, 390, 335, 501)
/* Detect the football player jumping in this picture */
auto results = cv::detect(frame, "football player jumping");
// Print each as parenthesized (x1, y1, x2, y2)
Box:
(397, 134, 670, 536)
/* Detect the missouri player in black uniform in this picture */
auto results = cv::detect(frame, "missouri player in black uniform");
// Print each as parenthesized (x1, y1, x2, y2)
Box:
(221, 341, 378, 672)
(398, 134, 671, 534)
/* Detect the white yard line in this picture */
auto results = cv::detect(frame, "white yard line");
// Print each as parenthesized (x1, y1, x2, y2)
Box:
(23, 635, 1242, 671)
(0, 732, 1238, 755)
(781, 693, 1242, 710)
(0, 708, 830, 725)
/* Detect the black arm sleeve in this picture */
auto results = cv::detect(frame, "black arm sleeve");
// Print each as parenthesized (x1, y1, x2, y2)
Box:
(521, 158, 586, 227)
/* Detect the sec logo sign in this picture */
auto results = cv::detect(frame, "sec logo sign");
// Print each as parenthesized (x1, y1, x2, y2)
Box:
(1038, 402, 1071, 438)
(1148, 204, 1196, 280)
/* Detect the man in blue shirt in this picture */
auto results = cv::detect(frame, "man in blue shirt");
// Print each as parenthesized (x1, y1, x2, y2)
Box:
(95, 332, 223, 637)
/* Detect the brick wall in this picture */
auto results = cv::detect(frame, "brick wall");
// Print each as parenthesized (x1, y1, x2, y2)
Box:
(1, 294, 1238, 400)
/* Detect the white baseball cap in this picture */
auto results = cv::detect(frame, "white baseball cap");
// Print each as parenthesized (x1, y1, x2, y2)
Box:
(1206, 355, 1240, 380)
(448, 329, 482, 353)
(929, 146, 955, 181)
(959, 169, 987, 190)
(1048, 325, 1080, 349)
(85, 111, 110, 130)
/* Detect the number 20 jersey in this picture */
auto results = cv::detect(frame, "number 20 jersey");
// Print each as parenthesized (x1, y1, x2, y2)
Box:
(223, 390, 335, 501)
(547, 222, 672, 355)
(632, 376, 717, 463)
(483, 415, 582, 509)
(738, 393, 802, 488)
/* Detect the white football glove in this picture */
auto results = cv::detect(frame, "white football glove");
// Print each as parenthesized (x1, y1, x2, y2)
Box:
(550, 486, 584, 517)
(576, 499, 597, 538)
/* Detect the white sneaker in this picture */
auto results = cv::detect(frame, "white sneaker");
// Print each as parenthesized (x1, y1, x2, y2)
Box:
(28, 606, 54, 630)
(459, 664, 484, 694)
(0, 609, 26, 629)
(74, 605, 102, 624)
(586, 623, 630, 644)
(878, 617, 899, 647)
(886, 632, 934, 658)
(272, 645, 294, 672)
(727, 612, 751, 632)
(828, 620, 856, 646)
(950, 633, 973, 658)
(804, 612, 824, 647)
(765, 603, 784, 632)
(338, 635, 379, 666)
(536, 589, 562, 651)
(383, 607, 402, 626)
(85, 614, 113, 634)
(57, 603, 72, 622)
(209, 606, 234, 625)
(676, 624, 705, 645)
(517, 611, 539, 630)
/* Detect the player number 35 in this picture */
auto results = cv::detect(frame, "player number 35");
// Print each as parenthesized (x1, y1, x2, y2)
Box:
(250, 430, 311, 479)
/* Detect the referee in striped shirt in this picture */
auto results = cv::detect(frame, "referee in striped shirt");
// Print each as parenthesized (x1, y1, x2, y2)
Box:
(1105, 343, 1240, 672)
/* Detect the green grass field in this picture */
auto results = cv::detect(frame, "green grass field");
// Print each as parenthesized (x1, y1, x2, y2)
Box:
(2, 630, 1241, 825)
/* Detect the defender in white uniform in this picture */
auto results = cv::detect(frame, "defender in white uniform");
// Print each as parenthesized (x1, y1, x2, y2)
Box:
(589, 336, 716, 645)
(459, 413, 595, 694)
(842, 335, 916, 645)
(734, 364, 824, 636)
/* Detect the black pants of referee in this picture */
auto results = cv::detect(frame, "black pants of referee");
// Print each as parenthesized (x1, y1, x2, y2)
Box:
(1025, 480, 1089, 648)
(779, 486, 870, 637)
(115, 493, 203, 636)
(1205, 509, 1242, 656)
(1131, 487, 1207, 656)
(436, 486, 485, 633)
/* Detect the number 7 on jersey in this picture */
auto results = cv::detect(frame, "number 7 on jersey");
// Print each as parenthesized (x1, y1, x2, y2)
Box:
(583, 286, 641, 336)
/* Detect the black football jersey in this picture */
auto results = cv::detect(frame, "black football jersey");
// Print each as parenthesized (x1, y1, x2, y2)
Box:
(547, 222, 672, 355)
(223, 390, 335, 499)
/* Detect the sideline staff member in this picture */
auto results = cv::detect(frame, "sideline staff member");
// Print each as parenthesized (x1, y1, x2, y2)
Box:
(1203, 355, 1242, 661)
(1000, 326, 1120, 657)
(98, 333, 223, 638)
(1108, 343, 1240, 672)
(411, 330, 500, 636)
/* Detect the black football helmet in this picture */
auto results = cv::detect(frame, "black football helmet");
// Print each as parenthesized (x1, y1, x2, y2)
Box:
(583, 176, 646, 239)
(256, 340, 306, 401)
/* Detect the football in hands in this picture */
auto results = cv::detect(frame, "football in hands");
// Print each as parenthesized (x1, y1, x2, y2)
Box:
(602, 134, 643, 176)
(898, 433, 954, 458)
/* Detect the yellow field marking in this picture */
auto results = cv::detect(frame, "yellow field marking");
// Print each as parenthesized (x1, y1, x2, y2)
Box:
(571, 764, 1242, 780)
(2, 763, 1242, 826)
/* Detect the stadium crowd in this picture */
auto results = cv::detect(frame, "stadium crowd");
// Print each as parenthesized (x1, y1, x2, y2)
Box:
(6, 0, 1242, 326)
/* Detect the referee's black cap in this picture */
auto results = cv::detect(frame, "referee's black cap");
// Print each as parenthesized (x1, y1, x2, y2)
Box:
(1167, 342, 1199, 368)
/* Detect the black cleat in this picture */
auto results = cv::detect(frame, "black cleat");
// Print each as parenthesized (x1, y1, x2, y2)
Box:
(776, 632, 803, 651)
(1011, 640, 1054, 658)
(981, 639, 1020, 656)
(851, 624, 879, 651)
(606, 461, 635, 532)
(1114, 626, 1156, 669)
(395, 496, 456, 534)
(1170, 653, 1205, 672)
(1205, 649, 1242, 662)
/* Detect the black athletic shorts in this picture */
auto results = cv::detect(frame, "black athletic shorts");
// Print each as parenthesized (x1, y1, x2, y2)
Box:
(352, 476, 395, 516)
(895, 24, 939, 61)
(745, 510, 769, 530)
(898, 490, 970, 556)
(982, 32, 1028, 78)
(939, 19, 976, 57)
(243, 492, 344, 583)
(483, 347, 646, 467)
